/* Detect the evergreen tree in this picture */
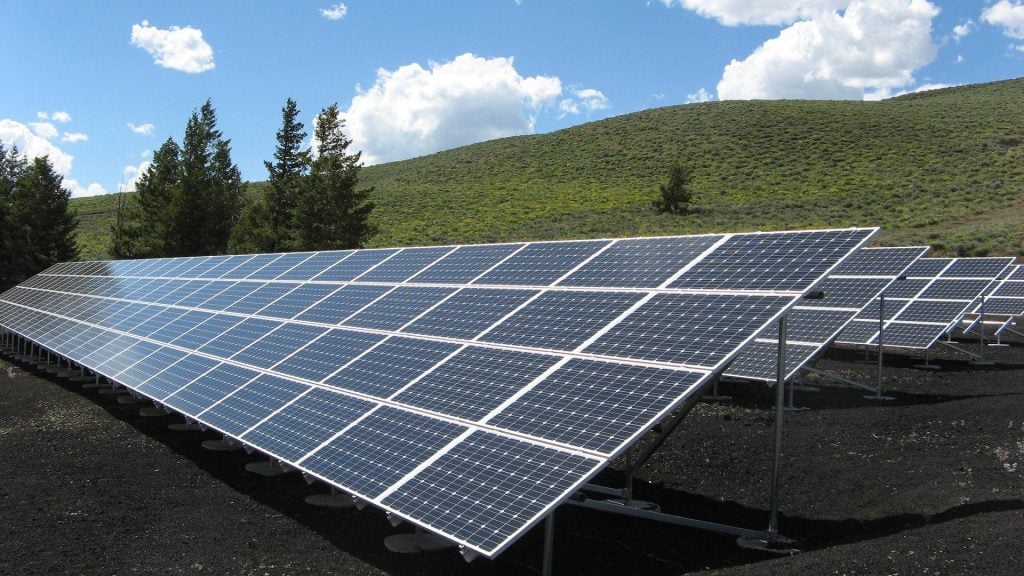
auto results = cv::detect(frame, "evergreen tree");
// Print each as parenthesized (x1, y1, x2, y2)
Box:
(228, 190, 275, 254)
(263, 98, 309, 250)
(653, 164, 694, 215)
(6, 156, 78, 284)
(111, 137, 182, 258)
(0, 144, 27, 289)
(295, 104, 375, 250)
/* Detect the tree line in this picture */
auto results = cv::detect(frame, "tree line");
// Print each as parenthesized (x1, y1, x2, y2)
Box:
(0, 144, 79, 291)
(111, 98, 374, 259)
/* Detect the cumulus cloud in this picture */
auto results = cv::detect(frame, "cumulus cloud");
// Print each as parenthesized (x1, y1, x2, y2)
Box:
(61, 132, 89, 143)
(715, 0, 940, 100)
(661, 0, 848, 26)
(64, 179, 107, 197)
(343, 53, 562, 164)
(558, 87, 610, 117)
(1, 118, 106, 197)
(130, 20, 215, 73)
(983, 1, 1024, 45)
(128, 122, 155, 135)
(686, 88, 715, 103)
(953, 19, 975, 41)
(320, 3, 348, 20)
(1, 119, 74, 174)
(37, 111, 72, 123)
(122, 158, 153, 192)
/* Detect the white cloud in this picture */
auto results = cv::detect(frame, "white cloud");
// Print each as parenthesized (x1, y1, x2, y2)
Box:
(127, 122, 155, 135)
(61, 132, 89, 143)
(1, 119, 106, 198)
(1, 119, 74, 174)
(686, 88, 714, 103)
(130, 20, 215, 73)
(65, 179, 107, 197)
(862, 81, 952, 100)
(716, 0, 940, 100)
(953, 19, 975, 41)
(661, 0, 847, 26)
(320, 3, 348, 20)
(122, 159, 153, 192)
(343, 53, 562, 164)
(37, 111, 72, 123)
(30, 121, 59, 140)
(558, 87, 610, 117)
(982, 0, 1024, 50)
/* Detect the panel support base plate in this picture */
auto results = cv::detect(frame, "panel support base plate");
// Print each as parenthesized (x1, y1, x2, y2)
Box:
(384, 532, 457, 554)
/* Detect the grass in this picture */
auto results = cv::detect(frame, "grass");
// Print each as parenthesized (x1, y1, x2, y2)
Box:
(71, 77, 1024, 260)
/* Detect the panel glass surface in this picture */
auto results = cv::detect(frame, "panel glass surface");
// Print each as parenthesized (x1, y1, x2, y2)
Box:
(342, 286, 455, 330)
(273, 329, 384, 382)
(473, 240, 611, 286)
(136, 354, 220, 399)
(558, 235, 722, 288)
(402, 288, 538, 339)
(584, 293, 792, 367)
(242, 388, 376, 462)
(312, 249, 398, 282)
(230, 323, 329, 368)
(276, 251, 351, 281)
(164, 363, 261, 416)
(257, 284, 339, 320)
(198, 374, 310, 436)
(295, 285, 391, 324)
(323, 336, 460, 398)
(355, 246, 453, 283)
(489, 359, 704, 453)
(300, 407, 466, 498)
(408, 244, 523, 284)
(394, 347, 560, 421)
(479, 290, 644, 350)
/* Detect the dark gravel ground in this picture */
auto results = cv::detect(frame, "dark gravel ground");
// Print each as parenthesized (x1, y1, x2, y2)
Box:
(1, 338, 1021, 576)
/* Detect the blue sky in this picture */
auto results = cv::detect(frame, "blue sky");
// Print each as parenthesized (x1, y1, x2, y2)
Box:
(2, 1, 1022, 197)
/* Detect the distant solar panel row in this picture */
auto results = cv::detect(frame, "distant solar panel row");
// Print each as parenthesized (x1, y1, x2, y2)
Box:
(960, 265, 1024, 336)
(725, 246, 928, 382)
(0, 228, 876, 558)
(835, 257, 1014, 349)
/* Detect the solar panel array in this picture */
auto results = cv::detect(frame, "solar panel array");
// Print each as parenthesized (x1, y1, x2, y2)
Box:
(0, 228, 876, 558)
(835, 257, 1015, 349)
(961, 265, 1024, 336)
(726, 246, 929, 382)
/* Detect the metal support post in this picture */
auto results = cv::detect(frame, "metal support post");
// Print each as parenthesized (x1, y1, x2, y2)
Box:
(542, 512, 555, 576)
(971, 296, 994, 366)
(868, 295, 894, 400)
(767, 315, 786, 542)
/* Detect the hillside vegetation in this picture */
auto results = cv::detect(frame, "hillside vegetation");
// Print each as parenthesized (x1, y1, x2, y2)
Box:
(73, 78, 1024, 260)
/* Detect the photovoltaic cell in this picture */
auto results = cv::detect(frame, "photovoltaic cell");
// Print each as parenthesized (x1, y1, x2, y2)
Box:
(164, 363, 260, 416)
(355, 246, 454, 283)
(230, 323, 329, 369)
(342, 286, 455, 330)
(170, 314, 244, 350)
(584, 293, 792, 368)
(245, 252, 315, 280)
(323, 336, 460, 398)
(276, 251, 352, 281)
(224, 283, 298, 314)
(313, 249, 398, 282)
(300, 406, 466, 498)
(558, 235, 722, 288)
(198, 318, 283, 358)
(198, 374, 309, 436)
(242, 388, 375, 462)
(479, 290, 644, 351)
(798, 277, 893, 309)
(473, 240, 611, 286)
(382, 431, 599, 554)
(669, 230, 870, 291)
(722, 340, 818, 382)
(295, 284, 391, 324)
(136, 354, 219, 399)
(489, 359, 705, 453)
(919, 279, 992, 300)
(116, 346, 188, 388)
(394, 347, 560, 421)
(401, 288, 538, 339)
(273, 329, 384, 382)
(257, 283, 338, 320)
(409, 243, 523, 284)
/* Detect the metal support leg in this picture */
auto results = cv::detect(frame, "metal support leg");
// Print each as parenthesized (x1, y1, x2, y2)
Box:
(542, 512, 555, 576)
(868, 295, 894, 400)
(971, 296, 994, 366)
(768, 315, 787, 541)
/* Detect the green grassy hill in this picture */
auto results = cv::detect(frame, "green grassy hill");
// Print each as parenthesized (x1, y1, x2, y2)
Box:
(72, 77, 1024, 260)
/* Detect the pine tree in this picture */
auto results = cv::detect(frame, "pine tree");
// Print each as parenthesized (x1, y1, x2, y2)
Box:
(295, 104, 375, 250)
(6, 156, 78, 284)
(111, 137, 182, 258)
(264, 98, 309, 250)
(653, 164, 694, 215)
(0, 144, 27, 289)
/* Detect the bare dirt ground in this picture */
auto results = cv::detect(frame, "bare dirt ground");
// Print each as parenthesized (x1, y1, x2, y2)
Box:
(1, 338, 1022, 576)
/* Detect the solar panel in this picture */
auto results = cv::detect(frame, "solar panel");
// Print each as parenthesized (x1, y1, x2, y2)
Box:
(726, 246, 928, 382)
(961, 265, 1024, 336)
(0, 228, 876, 558)
(836, 256, 1014, 349)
